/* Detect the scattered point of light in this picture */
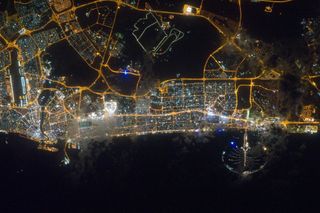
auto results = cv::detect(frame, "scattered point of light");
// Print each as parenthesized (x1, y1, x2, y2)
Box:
(207, 110, 214, 116)
(217, 128, 225, 133)
(89, 112, 101, 120)
(62, 157, 70, 165)
(264, 6, 272, 13)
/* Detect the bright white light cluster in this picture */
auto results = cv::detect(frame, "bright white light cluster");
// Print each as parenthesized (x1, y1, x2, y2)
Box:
(104, 101, 117, 115)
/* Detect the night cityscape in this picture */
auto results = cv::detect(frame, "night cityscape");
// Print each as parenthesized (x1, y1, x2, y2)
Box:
(0, 0, 320, 212)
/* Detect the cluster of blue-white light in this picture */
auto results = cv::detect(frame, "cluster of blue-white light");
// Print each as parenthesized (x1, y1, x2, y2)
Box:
(229, 141, 238, 149)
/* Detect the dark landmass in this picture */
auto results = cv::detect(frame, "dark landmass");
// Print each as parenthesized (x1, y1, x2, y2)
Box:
(45, 40, 99, 87)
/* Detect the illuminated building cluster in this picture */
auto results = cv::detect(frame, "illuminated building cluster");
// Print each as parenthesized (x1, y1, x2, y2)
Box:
(0, 0, 318, 154)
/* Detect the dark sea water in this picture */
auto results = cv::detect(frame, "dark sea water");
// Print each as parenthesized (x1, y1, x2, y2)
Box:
(1, 132, 320, 212)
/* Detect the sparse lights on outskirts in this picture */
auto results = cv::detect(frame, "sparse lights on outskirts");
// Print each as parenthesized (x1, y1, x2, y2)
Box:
(183, 4, 200, 15)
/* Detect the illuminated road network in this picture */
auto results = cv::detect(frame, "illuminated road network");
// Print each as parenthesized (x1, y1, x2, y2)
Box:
(0, 0, 319, 174)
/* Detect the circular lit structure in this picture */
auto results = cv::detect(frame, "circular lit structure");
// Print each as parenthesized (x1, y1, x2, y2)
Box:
(222, 130, 269, 176)
(104, 100, 117, 115)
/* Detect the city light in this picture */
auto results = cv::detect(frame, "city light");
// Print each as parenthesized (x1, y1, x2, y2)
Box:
(0, 0, 318, 178)
(186, 6, 192, 13)
(183, 4, 200, 15)
(104, 101, 117, 115)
